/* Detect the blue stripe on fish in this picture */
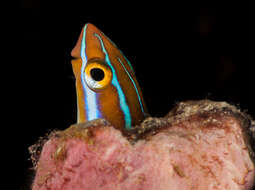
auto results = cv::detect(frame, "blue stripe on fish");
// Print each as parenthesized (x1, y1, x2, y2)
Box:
(117, 57, 145, 114)
(80, 24, 100, 122)
(94, 33, 132, 129)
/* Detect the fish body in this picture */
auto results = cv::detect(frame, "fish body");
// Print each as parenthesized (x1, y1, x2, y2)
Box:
(71, 23, 147, 130)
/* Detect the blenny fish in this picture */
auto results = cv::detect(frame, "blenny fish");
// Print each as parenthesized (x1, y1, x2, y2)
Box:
(71, 23, 147, 130)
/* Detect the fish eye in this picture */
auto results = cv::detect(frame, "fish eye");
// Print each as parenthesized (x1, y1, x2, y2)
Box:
(84, 59, 112, 90)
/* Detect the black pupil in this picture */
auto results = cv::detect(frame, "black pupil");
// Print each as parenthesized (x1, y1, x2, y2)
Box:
(90, 68, 105, 81)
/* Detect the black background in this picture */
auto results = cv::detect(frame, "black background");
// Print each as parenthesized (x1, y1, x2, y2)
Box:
(18, 2, 254, 189)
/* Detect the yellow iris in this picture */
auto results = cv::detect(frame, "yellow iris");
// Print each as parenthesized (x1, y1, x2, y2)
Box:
(84, 61, 112, 90)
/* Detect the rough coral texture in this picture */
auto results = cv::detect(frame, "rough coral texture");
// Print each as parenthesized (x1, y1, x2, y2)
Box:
(31, 100, 255, 190)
